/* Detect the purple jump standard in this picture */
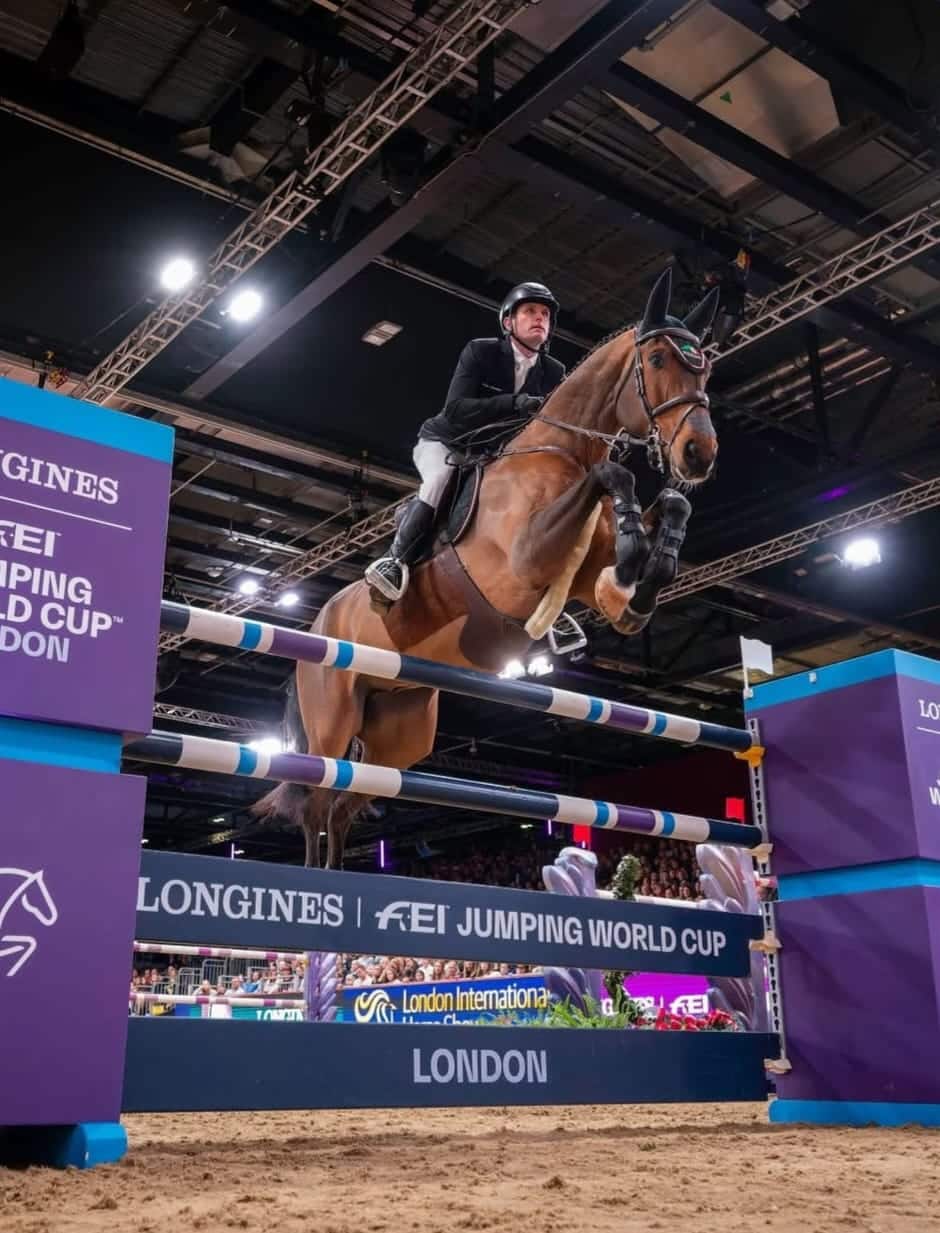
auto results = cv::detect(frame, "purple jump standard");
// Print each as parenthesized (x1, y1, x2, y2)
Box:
(749, 649, 940, 1127)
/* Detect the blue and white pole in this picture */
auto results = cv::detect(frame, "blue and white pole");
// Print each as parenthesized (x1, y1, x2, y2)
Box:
(125, 730, 763, 849)
(161, 601, 753, 755)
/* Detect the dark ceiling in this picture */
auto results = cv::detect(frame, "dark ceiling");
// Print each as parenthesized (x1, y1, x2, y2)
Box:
(3, 0, 940, 867)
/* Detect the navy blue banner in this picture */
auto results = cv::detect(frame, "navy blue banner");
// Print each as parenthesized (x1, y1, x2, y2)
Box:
(123, 1020, 775, 1111)
(137, 851, 760, 977)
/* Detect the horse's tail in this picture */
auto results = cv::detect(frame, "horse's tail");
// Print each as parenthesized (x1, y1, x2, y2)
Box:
(251, 674, 309, 827)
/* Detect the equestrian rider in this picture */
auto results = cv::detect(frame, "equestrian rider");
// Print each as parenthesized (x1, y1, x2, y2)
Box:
(366, 282, 569, 608)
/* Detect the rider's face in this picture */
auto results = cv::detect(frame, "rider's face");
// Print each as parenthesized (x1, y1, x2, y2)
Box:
(505, 301, 551, 351)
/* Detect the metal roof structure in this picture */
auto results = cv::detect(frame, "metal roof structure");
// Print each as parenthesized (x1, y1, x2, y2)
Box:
(3, 0, 940, 864)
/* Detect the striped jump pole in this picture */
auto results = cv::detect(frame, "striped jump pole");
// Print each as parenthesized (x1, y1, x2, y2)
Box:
(129, 993, 301, 1010)
(160, 601, 753, 755)
(124, 730, 762, 849)
(134, 941, 305, 962)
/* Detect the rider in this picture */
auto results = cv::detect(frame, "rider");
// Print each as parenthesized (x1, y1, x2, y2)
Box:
(366, 282, 566, 605)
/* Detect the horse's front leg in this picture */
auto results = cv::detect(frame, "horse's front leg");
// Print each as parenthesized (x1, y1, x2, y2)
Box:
(509, 465, 607, 591)
(588, 461, 658, 632)
(631, 488, 691, 620)
(595, 487, 692, 635)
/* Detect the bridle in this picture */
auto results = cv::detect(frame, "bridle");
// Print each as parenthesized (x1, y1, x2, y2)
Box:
(630, 324, 712, 473)
(502, 323, 712, 474)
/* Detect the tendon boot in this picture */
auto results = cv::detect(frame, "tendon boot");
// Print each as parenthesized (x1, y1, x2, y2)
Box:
(630, 489, 692, 618)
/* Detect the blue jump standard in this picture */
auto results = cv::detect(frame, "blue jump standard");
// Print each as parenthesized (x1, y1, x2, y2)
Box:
(770, 1101, 940, 1127)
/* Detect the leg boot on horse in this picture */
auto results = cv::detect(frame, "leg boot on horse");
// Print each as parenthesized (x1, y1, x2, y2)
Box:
(600, 488, 691, 636)
(590, 461, 653, 630)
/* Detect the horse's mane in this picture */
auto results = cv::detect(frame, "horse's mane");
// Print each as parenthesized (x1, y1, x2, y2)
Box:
(555, 321, 635, 389)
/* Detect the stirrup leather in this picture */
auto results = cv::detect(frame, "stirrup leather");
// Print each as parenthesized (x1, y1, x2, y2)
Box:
(365, 557, 409, 602)
(547, 612, 587, 656)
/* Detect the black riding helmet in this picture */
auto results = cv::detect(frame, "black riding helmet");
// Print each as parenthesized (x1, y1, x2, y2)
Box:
(499, 281, 559, 349)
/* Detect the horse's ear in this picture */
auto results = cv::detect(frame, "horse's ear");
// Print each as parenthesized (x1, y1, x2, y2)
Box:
(684, 285, 720, 339)
(641, 267, 672, 333)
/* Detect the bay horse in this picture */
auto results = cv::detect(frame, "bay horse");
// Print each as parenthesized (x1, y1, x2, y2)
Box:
(254, 267, 720, 867)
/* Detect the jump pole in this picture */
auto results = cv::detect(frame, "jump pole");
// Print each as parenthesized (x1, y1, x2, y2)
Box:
(160, 601, 754, 755)
(124, 729, 763, 849)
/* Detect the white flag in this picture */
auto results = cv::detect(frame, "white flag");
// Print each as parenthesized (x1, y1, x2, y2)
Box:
(740, 636, 774, 676)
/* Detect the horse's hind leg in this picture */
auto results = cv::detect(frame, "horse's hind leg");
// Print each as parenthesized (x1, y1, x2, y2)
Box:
(294, 660, 366, 868)
(326, 686, 440, 870)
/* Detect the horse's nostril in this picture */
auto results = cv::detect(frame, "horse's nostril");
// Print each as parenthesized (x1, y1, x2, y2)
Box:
(684, 439, 700, 466)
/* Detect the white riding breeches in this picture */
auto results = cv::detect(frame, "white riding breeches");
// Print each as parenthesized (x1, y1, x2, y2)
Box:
(414, 438, 454, 507)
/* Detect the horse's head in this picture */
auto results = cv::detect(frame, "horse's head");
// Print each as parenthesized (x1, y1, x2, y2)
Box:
(617, 268, 719, 485)
(0, 869, 58, 928)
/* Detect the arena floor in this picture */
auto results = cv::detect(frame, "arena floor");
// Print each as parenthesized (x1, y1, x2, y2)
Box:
(3, 1103, 939, 1232)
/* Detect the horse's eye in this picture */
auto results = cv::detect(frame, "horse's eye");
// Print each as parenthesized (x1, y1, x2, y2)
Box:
(649, 352, 665, 369)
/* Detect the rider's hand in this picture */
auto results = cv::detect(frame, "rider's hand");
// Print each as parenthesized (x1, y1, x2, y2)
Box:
(514, 394, 543, 416)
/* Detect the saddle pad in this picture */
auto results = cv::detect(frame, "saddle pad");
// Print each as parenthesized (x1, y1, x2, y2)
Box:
(443, 464, 483, 547)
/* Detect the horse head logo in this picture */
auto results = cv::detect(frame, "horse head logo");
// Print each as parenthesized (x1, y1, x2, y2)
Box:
(0, 868, 59, 977)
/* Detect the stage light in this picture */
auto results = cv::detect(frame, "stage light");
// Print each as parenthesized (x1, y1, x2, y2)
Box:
(160, 256, 196, 292)
(277, 591, 300, 608)
(527, 654, 553, 677)
(248, 737, 283, 754)
(237, 577, 260, 596)
(499, 659, 526, 679)
(843, 537, 881, 570)
(228, 288, 263, 322)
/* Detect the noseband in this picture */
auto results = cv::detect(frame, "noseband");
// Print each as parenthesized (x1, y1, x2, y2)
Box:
(631, 325, 712, 474)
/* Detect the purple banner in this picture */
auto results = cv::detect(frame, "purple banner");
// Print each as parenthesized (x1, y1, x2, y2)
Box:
(0, 407, 170, 734)
(0, 757, 145, 1126)
(898, 673, 940, 856)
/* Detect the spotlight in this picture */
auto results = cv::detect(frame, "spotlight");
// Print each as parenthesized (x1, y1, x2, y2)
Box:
(248, 737, 283, 755)
(842, 537, 881, 570)
(527, 654, 553, 677)
(499, 659, 526, 680)
(237, 577, 260, 596)
(277, 591, 300, 608)
(160, 256, 197, 292)
(228, 288, 263, 322)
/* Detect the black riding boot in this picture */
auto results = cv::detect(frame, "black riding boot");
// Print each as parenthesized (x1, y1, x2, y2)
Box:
(365, 498, 436, 601)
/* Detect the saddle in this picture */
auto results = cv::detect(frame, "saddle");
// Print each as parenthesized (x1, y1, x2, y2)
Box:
(382, 459, 533, 672)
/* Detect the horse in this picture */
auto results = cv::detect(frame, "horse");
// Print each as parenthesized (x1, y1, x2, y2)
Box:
(0, 867, 58, 976)
(254, 267, 720, 868)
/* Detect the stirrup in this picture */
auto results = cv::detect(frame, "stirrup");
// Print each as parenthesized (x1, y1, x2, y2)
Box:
(548, 613, 587, 656)
(365, 557, 409, 602)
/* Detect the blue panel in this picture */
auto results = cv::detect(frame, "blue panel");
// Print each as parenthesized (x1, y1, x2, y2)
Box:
(747, 649, 899, 711)
(123, 1020, 775, 1112)
(770, 1099, 940, 1127)
(778, 858, 940, 901)
(0, 716, 121, 772)
(586, 697, 603, 722)
(893, 650, 940, 686)
(0, 1122, 128, 1169)
(0, 377, 174, 462)
(593, 800, 610, 825)
(660, 811, 676, 837)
